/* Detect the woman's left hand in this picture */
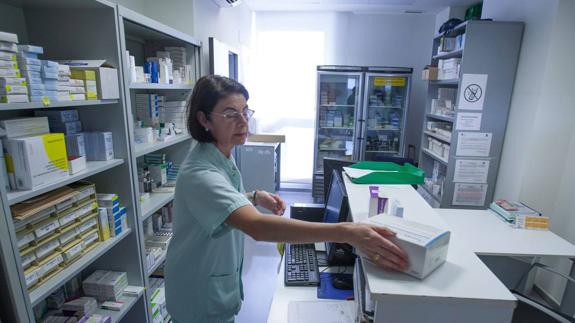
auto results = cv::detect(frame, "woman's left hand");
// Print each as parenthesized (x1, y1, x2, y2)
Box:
(255, 191, 286, 215)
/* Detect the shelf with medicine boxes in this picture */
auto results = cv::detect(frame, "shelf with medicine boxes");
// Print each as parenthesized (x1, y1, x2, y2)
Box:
(0, 99, 119, 111)
(117, 5, 200, 323)
(417, 20, 523, 209)
(130, 83, 194, 90)
(0, 1, 147, 322)
(135, 133, 192, 158)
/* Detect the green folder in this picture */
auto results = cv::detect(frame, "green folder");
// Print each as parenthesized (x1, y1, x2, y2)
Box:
(347, 161, 425, 185)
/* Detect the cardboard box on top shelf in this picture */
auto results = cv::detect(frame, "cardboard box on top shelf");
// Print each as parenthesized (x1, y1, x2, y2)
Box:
(61, 60, 119, 100)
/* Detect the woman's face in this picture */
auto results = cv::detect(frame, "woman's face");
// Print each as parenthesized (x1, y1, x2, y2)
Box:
(199, 93, 249, 150)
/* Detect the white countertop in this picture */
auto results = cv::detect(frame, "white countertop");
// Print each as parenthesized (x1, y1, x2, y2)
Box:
(343, 176, 516, 305)
(437, 208, 575, 258)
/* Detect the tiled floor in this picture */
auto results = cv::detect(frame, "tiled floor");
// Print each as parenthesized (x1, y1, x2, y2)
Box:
(236, 190, 314, 323)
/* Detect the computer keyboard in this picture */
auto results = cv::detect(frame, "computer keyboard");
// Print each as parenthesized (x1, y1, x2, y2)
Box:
(284, 243, 319, 286)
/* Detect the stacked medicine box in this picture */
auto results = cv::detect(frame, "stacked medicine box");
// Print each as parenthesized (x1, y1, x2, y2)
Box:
(11, 182, 103, 291)
(97, 194, 128, 238)
(0, 31, 29, 103)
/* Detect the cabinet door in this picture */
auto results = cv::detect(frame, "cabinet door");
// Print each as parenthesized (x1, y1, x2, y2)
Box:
(315, 73, 361, 173)
(362, 74, 409, 159)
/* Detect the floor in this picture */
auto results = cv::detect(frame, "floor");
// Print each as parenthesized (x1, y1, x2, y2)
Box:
(236, 190, 314, 323)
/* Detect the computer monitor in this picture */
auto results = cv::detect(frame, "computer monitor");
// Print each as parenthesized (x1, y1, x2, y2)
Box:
(322, 157, 356, 203)
(324, 170, 355, 266)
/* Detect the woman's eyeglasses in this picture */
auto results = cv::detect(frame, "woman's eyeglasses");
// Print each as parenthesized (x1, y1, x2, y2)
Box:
(209, 109, 255, 122)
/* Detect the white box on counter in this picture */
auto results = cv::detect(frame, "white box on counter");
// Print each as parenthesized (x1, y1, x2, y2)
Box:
(362, 214, 450, 279)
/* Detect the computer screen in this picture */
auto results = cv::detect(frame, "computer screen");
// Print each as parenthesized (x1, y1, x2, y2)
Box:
(324, 170, 355, 266)
(323, 170, 348, 224)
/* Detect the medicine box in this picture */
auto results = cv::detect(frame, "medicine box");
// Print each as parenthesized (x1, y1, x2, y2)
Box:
(84, 132, 114, 161)
(0, 69, 21, 78)
(35, 109, 79, 123)
(50, 120, 82, 135)
(21, 247, 37, 268)
(4, 133, 69, 190)
(363, 214, 450, 279)
(0, 31, 19, 43)
(37, 251, 64, 279)
(69, 156, 87, 175)
(60, 239, 84, 263)
(16, 228, 35, 249)
(58, 223, 80, 245)
(82, 229, 100, 252)
(97, 208, 110, 241)
(35, 234, 61, 259)
(0, 61, 19, 69)
(0, 94, 28, 103)
(0, 51, 17, 61)
(0, 77, 26, 86)
(64, 60, 119, 99)
(33, 216, 61, 239)
(17, 45, 43, 54)
(65, 133, 86, 158)
(0, 117, 49, 139)
(25, 265, 42, 288)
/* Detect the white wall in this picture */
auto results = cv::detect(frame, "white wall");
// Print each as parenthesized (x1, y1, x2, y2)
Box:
(192, 1, 253, 77)
(255, 11, 435, 157)
(483, 0, 575, 303)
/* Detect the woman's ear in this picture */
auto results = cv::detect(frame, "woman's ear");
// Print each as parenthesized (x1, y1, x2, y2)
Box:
(197, 110, 210, 131)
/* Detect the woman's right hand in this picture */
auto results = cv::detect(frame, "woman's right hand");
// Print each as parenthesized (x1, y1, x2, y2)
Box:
(345, 223, 409, 272)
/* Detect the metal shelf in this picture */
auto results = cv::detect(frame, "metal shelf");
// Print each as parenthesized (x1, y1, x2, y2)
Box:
(94, 290, 143, 323)
(420, 184, 441, 202)
(421, 148, 449, 166)
(7, 159, 124, 206)
(368, 106, 403, 109)
(424, 130, 451, 143)
(429, 79, 459, 85)
(319, 104, 355, 107)
(146, 251, 166, 276)
(0, 99, 119, 111)
(367, 128, 401, 131)
(130, 83, 193, 90)
(318, 148, 346, 151)
(433, 48, 464, 60)
(365, 150, 399, 154)
(29, 229, 132, 306)
(140, 192, 174, 221)
(426, 113, 455, 123)
(319, 127, 354, 130)
(135, 135, 191, 157)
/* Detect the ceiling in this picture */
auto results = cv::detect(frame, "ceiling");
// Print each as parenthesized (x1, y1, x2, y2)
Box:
(242, 0, 480, 14)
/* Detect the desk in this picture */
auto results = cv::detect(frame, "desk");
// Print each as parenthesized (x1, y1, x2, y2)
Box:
(267, 246, 354, 323)
(268, 180, 517, 323)
(436, 209, 575, 258)
(438, 208, 575, 314)
(343, 178, 516, 323)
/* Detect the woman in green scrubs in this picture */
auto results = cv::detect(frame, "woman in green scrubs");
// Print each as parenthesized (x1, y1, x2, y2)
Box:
(165, 75, 408, 323)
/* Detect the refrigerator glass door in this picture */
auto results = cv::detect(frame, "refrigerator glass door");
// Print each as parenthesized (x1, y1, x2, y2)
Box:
(314, 72, 361, 173)
(362, 74, 410, 159)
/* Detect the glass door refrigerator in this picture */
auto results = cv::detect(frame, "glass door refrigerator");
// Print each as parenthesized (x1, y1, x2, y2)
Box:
(359, 67, 412, 161)
(312, 66, 363, 201)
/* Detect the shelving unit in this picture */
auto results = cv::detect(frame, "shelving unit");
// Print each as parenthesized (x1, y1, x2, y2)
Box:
(135, 134, 192, 157)
(0, 2, 201, 322)
(29, 229, 131, 306)
(146, 251, 166, 277)
(140, 193, 175, 221)
(117, 5, 201, 323)
(0, 99, 118, 111)
(7, 159, 124, 205)
(418, 20, 523, 208)
(0, 1, 147, 322)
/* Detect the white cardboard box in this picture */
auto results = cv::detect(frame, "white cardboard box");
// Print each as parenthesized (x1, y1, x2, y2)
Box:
(363, 214, 450, 279)
(4, 133, 69, 190)
(61, 60, 119, 99)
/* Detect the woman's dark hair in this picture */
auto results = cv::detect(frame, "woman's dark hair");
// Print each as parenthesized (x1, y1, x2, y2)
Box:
(187, 75, 249, 142)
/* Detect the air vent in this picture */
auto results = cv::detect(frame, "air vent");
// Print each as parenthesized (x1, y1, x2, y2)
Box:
(212, 0, 242, 8)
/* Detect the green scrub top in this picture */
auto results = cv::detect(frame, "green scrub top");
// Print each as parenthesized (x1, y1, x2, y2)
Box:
(165, 142, 252, 323)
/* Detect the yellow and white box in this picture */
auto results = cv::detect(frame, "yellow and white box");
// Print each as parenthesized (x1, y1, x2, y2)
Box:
(5, 133, 69, 190)
(363, 214, 450, 279)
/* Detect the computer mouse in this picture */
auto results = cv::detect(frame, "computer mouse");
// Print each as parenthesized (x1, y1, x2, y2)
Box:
(332, 277, 353, 290)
